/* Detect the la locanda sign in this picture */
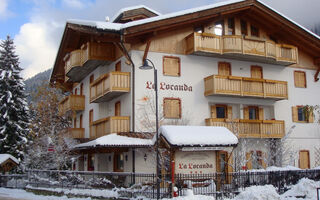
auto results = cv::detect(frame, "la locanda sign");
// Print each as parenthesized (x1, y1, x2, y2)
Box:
(146, 81, 192, 92)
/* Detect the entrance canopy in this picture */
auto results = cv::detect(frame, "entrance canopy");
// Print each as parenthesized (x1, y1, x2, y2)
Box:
(157, 125, 238, 147)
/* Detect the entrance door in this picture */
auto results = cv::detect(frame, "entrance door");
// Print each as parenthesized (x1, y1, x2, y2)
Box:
(299, 150, 310, 169)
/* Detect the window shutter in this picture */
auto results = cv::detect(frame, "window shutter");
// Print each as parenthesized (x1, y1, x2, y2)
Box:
(308, 110, 314, 123)
(218, 62, 231, 76)
(261, 152, 267, 169)
(164, 98, 181, 119)
(246, 152, 252, 170)
(163, 56, 180, 76)
(211, 105, 217, 118)
(227, 106, 233, 119)
(294, 71, 306, 88)
(292, 106, 298, 122)
(258, 108, 264, 120)
(244, 107, 249, 119)
(227, 153, 233, 183)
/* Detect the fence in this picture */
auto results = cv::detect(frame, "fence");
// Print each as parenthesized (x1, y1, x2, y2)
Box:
(1, 169, 320, 199)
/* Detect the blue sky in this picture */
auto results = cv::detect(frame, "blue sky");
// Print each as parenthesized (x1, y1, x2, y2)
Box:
(0, 0, 319, 79)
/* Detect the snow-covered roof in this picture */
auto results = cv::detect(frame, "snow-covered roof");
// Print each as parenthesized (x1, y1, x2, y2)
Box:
(158, 125, 238, 147)
(0, 154, 19, 165)
(73, 133, 154, 149)
(66, 0, 320, 42)
(111, 5, 161, 23)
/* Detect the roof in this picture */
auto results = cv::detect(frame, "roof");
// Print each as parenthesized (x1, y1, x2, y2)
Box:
(111, 5, 161, 23)
(73, 133, 154, 149)
(0, 154, 19, 165)
(158, 125, 238, 147)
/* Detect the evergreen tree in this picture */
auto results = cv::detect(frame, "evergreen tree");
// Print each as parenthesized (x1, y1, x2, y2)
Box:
(0, 35, 30, 161)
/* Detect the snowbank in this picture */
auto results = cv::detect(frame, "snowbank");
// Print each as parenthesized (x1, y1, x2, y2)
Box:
(282, 178, 320, 199)
(162, 189, 215, 200)
(233, 185, 280, 200)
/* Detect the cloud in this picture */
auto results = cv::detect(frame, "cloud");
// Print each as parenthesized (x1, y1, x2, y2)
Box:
(0, 0, 12, 20)
(62, 0, 85, 9)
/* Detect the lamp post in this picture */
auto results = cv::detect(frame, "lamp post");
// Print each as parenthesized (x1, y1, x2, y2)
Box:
(139, 58, 160, 199)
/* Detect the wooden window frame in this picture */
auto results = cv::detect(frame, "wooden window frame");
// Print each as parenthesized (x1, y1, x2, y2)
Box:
(240, 19, 247, 36)
(294, 70, 307, 88)
(115, 101, 121, 116)
(250, 25, 259, 37)
(228, 17, 235, 35)
(248, 106, 259, 120)
(292, 106, 314, 123)
(251, 65, 263, 79)
(115, 61, 121, 72)
(163, 98, 181, 119)
(216, 104, 228, 119)
(90, 74, 94, 84)
(113, 152, 124, 172)
(218, 62, 231, 76)
(299, 150, 310, 169)
(163, 56, 181, 77)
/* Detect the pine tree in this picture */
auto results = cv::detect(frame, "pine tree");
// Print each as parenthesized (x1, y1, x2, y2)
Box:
(0, 35, 30, 161)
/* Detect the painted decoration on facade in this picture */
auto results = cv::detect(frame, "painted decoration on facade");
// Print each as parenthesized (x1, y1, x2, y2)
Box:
(146, 81, 192, 92)
(175, 151, 215, 174)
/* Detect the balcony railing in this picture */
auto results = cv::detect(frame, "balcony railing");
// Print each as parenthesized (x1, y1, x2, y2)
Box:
(185, 32, 298, 65)
(90, 71, 130, 103)
(90, 116, 130, 139)
(205, 118, 285, 138)
(64, 42, 116, 82)
(58, 95, 85, 116)
(67, 128, 85, 139)
(204, 75, 288, 100)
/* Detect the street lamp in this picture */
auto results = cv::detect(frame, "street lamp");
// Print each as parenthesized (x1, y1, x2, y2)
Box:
(139, 58, 160, 199)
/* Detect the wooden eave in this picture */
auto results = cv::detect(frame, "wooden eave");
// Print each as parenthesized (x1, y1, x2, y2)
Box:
(50, 23, 121, 85)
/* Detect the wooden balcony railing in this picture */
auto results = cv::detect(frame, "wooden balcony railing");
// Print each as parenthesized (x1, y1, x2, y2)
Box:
(90, 71, 130, 103)
(67, 128, 85, 139)
(90, 116, 130, 139)
(64, 42, 116, 82)
(58, 95, 85, 116)
(185, 32, 298, 65)
(204, 75, 288, 100)
(205, 118, 285, 138)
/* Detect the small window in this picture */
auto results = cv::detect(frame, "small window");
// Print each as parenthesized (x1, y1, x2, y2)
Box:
(294, 71, 306, 88)
(297, 107, 306, 121)
(163, 98, 181, 119)
(114, 152, 124, 172)
(251, 25, 259, 37)
(228, 18, 235, 35)
(214, 21, 223, 36)
(241, 20, 247, 36)
(218, 62, 231, 76)
(216, 105, 227, 118)
(292, 106, 314, 123)
(163, 56, 180, 76)
(249, 107, 258, 120)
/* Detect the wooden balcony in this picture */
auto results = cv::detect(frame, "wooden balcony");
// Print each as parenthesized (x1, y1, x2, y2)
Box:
(67, 128, 85, 139)
(205, 118, 285, 138)
(90, 71, 130, 103)
(65, 42, 116, 82)
(58, 95, 85, 116)
(185, 32, 298, 66)
(204, 75, 288, 100)
(90, 116, 130, 139)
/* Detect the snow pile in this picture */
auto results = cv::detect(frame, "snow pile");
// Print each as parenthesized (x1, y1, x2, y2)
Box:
(233, 185, 280, 200)
(0, 154, 19, 164)
(158, 125, 238, 146)
(266, 166, 300, 171)
(74, 133, 153, 148)
(162, 189, 215, 200)
(281, 178, 320, 199)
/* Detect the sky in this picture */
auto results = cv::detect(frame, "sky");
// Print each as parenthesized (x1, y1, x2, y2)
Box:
(0, 0, 319, 79)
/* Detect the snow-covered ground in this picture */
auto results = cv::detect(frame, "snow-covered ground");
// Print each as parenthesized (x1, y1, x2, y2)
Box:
(0, 178, 319, 200)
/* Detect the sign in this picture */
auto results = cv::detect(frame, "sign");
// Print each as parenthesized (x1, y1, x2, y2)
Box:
(175, 151, 215, 174)
(181, 147, 226, 151)
(146, 81, 192, 92)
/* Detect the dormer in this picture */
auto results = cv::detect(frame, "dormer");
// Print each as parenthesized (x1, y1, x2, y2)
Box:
(112, 5, 160, 24)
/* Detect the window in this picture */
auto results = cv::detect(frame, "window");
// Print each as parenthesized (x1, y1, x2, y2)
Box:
(241, 20, 247, 36)
(88, 154, 94, 171)
(163, 98, 181, 119)
(294, 71, 306, 88)
(249, 107, 258, 120)
(251, 66, 263, 79)
(214, 21, 223, 36)
(163, 56, 180, 76)
(114, 152, 124, 172)
(292, 106, 314, 123)
(244, 106, 264, 120)
(251, 25, 259, 37)
(246, 151, 266, 170)
(115, 101, 121, 116)
(218, 62, 231, 76)
(216, 105, 227, 118)
(90, 74, 94, 84)
(228, 18, 235, 35)
(115, 61, 121, 72)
